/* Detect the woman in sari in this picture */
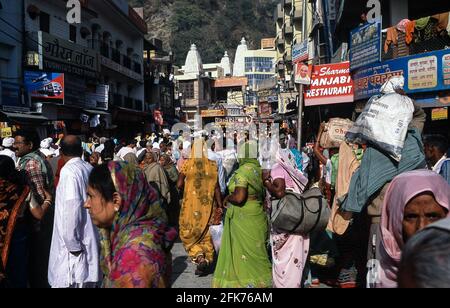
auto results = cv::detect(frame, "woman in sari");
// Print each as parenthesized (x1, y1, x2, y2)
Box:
(0, 156, 30, 287)
(263, 136, 310, 288)
(376, 170, 450, 288)
(160, 154, 181, 229)
(85, 162, 177, 288)
(177, 139, 222, 276)
(213, 142, 272, 288)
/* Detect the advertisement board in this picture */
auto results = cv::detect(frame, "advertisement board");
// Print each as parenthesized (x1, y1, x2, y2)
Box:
(24, 71, 64, 101)
(305, 62, 354, 106)
(353, 48, 450, 100)
(293, 40, 309, 63)
(349, 17, 382, 71)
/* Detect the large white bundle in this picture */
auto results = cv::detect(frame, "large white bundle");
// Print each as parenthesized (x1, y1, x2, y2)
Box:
(346, 76, 414, 162)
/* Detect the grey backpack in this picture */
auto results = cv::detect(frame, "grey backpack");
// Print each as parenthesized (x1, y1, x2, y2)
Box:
(271, 187, 330, 236)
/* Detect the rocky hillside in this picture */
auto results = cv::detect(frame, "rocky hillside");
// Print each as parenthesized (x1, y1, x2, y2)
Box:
(129, 0, 278, 66)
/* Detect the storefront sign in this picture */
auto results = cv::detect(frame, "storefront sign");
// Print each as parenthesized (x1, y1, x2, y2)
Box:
(100, 56, 143, 83)
(39, 31, 98, 78)
(354, 48, 450, 100)
(85, 85, 109, 110)
(305, 62, 354, 106)
(294, 62, 312, 85)
(257, 89, 278, 103)
(278, 92, 297, 115)
(349, 17, 382, 71)
(0, 81, 30, 112)
(432, 107, 448, 121)
(1, 127, 12, 138)
(443, 53, 450, 86)
(408, 56, 438, 90)
(24, 71, 64, 101)
(215, 117, 251, 126)
(293, 40, 309, 63)
(201, 109, 226, 117)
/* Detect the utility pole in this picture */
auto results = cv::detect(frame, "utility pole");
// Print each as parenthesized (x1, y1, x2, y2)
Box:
(297, 0, 308, 151)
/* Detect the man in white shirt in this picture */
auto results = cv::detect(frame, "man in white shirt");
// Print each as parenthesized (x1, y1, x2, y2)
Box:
(424, 135, 449, 174)
(0, 137, 17, 164)
(116, 139, 137, 161)
(48, 135, 100, 288)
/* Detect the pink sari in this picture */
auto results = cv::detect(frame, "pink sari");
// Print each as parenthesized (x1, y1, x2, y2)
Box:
(270, 149, 309, 288)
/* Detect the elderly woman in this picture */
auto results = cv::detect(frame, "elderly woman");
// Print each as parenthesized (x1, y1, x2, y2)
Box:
(177, 139, 222, 276)
(84, 162, 177, 288)
(376, 170, 450, 288)
(213, 142, 272, 288)
(143, 150, 171, 208)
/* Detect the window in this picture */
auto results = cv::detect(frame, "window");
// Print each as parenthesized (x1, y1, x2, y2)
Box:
(39, 12, 50, 33)
(69, 25, 77, 43)
(179, 82, 195, 99)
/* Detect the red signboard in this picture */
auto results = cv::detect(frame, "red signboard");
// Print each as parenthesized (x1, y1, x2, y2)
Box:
(305, 61, 354, 106)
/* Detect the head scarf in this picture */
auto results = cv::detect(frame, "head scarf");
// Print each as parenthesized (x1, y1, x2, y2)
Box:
(275, 147, 308, 194)
(379, 170, 450, 288)
(40, 138, 53, 149)
(99, 162, 177, 288)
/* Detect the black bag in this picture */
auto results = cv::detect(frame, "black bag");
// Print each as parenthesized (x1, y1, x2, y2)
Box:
(271, 187, 331, 236)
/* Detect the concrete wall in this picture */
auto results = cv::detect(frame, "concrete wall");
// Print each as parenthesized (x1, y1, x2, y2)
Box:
(0, 0, 24, 84)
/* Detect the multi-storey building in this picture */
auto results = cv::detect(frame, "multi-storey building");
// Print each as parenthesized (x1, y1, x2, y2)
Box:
(23, 0, 147, 136)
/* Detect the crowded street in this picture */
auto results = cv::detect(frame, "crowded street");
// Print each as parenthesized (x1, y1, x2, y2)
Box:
(1, 0, 450, 290)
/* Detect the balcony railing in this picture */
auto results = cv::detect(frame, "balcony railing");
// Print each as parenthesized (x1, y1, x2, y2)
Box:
(111, 48, 121, 64)
(123, 56, 132, 69)
(124, 96, 134, 109)
(133, 61, 142, 74)
(112, 93, 123, 106)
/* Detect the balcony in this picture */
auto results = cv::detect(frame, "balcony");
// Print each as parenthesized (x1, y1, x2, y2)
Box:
(123, 56, 132, 70)
(111, 48, 121, 64)
(293, 7, 303, 20)
(124, 96, 134, 109)
(112, 93, 123, 106)
(284, 25, 293, 37)
(133, 61, 142, 74)
(89, 39, 110, 58)
(275, 4, 283, 21)
(277, 37, 285, 46)
(283, 0, 292, 8)
(135, 99, 143, 111)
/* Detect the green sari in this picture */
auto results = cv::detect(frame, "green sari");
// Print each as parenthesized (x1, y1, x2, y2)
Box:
(213, 143, 272, 288)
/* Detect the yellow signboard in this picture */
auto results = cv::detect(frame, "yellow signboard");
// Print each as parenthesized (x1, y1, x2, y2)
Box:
(432, 108, 448, 121)
(201, 109, 226, 118)
(1, 127, 12, 138)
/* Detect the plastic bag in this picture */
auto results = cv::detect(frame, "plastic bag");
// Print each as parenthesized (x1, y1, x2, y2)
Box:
(210, 223, 224, 253)
(346, 76, 414, 162)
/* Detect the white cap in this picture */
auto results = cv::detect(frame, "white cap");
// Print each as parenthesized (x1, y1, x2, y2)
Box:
(163, 129, 171, 135)
(152, 142, 160, 149)
(2, 137, 14, 148)
(40, 138, 53, 149)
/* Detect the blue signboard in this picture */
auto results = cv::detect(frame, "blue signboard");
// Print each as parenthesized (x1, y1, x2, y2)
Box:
(354, 48, 450, 100)
(349, 17, 382, 71)
(1, 81, 30, 112)
(292, 40, 308, 63)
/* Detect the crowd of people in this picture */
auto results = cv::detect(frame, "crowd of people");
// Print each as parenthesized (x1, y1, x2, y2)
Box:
(0, 94, 449, 288)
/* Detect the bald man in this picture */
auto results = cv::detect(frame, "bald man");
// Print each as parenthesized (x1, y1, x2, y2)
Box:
(48, 135, 100, 288)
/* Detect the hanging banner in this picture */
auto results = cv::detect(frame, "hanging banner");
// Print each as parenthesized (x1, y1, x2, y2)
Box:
(293, 40, 309, 63)
(305, 61, 354, 106)
(1, 127, 12, 138)
(354, 48, 450, 100)
(349, 16, 382, 71)
(294, 62, 312, 85)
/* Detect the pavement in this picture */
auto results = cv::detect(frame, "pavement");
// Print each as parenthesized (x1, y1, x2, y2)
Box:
(171, 240, 214, 288)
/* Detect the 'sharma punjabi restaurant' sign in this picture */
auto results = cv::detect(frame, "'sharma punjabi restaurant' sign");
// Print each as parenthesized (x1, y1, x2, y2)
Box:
(305, 62, 354, 106)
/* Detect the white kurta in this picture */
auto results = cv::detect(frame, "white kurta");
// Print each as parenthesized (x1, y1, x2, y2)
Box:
(48, 158, 101, 288)
(0, 148, 17, 164)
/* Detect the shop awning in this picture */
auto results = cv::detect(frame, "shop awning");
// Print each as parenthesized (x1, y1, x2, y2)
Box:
(1, 111, 49, 123)
(83, 109, 111, 116)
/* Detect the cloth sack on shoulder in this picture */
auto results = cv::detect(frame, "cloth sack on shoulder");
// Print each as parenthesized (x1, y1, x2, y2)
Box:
(346, 76, 414, 162)
(271, 187, 331, 236)
(320, 118, 354, 149)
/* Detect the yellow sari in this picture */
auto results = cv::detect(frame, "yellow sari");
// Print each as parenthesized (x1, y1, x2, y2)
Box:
(179, 140, 217, 264)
